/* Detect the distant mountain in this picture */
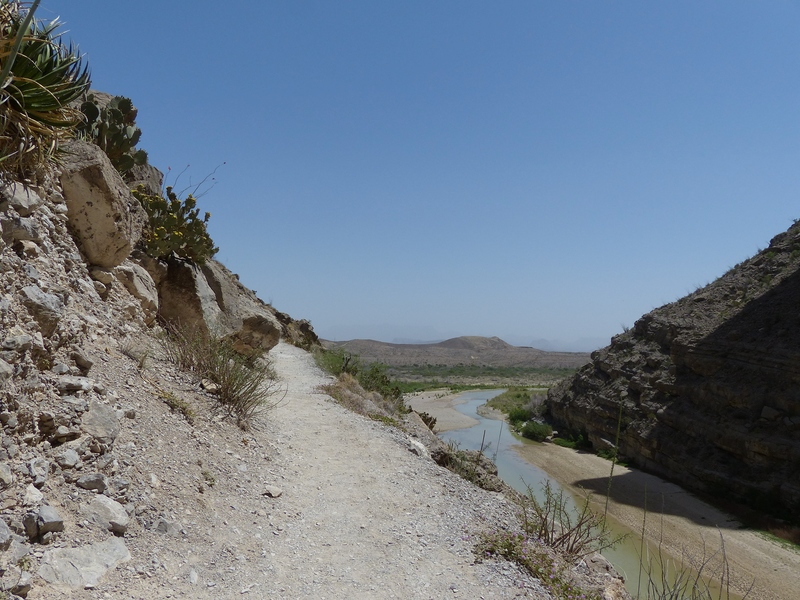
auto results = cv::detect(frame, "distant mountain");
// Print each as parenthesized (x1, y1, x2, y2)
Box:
(322, 335, 590, 369)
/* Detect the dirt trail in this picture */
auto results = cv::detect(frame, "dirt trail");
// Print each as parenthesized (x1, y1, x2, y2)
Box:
(28, 342, 551, 600)
(256, 343, 546, 598)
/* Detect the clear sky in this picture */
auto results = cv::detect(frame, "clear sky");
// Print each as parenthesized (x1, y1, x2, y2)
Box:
(40, 1, 800, 350)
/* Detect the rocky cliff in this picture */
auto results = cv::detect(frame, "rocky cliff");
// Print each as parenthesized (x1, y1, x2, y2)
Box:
(547, 221, 800, 523)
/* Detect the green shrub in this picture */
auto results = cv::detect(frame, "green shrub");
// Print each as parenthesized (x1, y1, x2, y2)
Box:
(520, 420, 552, 442)
(77, 93, 147, 173)
(507, 406, 531, 426)
(132, 185, 218, 264)
(552, 434, 590, 450)
(0, 1, 90, 181)
(313, 347, 361, 377)
(358, 362, 402, 403)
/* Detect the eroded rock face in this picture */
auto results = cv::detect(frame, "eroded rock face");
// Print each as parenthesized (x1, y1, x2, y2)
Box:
(201, 260, 282, 352)
(113, 260, 158, 325)
(158, 258, 290, 354)
(59, 140, 146, 268)
(548, 223, 800, 523)
(157, 257, 223, 334)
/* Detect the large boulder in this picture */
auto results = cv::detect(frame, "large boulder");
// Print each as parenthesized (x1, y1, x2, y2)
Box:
(158, 258, 282, 353)
(158, 257, 223, 334)
(201, 260, 282, 352)
(59, 140, 146, 268)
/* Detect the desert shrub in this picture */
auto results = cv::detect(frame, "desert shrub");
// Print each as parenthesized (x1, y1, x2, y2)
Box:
(417, 410, 437, 431)
(475, 530, 602, 600)
(521, 420, 552, 442)
(132, 185, 218, 264)
(552, 433, 591, 450)
(507, 406, 531, 426)
(358, 362, 403, 403)
(159, 323, 283, 428)
(435, 440, 504, 491)
(316, 348, 409, 418)
(314, 346, 361, 377)
(159, 390, 195, 424)
(77, 93, 147, 173)
(0, 1, 90, 181)
(518, 480, 618, 558)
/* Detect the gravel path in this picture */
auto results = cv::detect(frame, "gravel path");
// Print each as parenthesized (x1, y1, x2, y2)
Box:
(31, 342, 548, 599)
(254, 342, 547, 599)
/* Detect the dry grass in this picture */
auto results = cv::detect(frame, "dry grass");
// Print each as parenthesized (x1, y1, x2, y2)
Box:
(158, 323, 284, 429)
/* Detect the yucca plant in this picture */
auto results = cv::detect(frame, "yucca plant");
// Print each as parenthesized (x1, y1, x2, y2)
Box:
(0, 1, 90, 181)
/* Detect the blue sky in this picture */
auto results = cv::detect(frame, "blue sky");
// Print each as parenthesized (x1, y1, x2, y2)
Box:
(41, 1, 800, 350)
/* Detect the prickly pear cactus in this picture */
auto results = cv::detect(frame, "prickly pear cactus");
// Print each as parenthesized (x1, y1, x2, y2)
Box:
(78, 94, 149, 173)
(132, 185, 218, 264)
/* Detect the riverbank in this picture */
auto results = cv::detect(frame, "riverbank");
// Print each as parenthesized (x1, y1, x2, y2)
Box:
(516, 442, 800, 600)
(405, 390, 481, 431)
(408, 389, 800, 600)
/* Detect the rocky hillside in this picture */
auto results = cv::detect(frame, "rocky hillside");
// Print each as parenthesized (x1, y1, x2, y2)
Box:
(0, 138, 320, 596)
(324, 336, 590, 369)
(548, 221, 800, 523)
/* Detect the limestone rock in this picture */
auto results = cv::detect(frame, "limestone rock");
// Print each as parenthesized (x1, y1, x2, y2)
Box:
(2, 332, 33, 352)
(113, 260, 158, 325)
(55, 449, 80, 469)
(23, 484, 42, 507)
(55, 376, 93, 395)
(0, 357, 12, 381)
(37, 505, 65, 535)
(152, 517, 182, 536)
(262, 486, 283, 499)
(88, 266, 114, 285)
(158, 257, 222, 334)
(6, 216, 42, 243)
(20, 285, 63, 336)
(0, 519, 11, 551)
(80, 401, 120, 444)
(76, 473, 108, 493)
(0, 182, 44, 216)
(70, 350, 94, 373)
(0, 463, 13, 488)
(200, 259, 282, 352)
(59, 140, 146, 268)
(125, 162, 163, 197)
(227, 314, 281, 356)
(82, 494, 129, 534)
(38, 537, 130, 588)
(27, 458, 49, 488)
